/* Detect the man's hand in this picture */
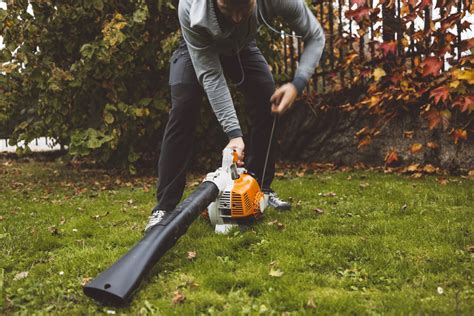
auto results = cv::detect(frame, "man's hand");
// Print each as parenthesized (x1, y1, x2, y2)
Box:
(225, 137, 245, 166)
(270, 83, 298, 115)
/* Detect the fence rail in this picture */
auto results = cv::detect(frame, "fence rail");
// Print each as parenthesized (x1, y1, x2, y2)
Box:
(274, 0, 472, 95)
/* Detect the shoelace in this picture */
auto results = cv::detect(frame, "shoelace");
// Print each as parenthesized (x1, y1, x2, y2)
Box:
(148, 210, 166, 226)
(269, 193, 285, 204)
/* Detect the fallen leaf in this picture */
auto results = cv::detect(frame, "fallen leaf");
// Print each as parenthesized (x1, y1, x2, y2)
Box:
(355, 127, 367, 137)
(407, 164, 419, 172)
(172, 291, 186, 305)
(468, 170, 474, 180)
(427, 142, 439, 149)
(14, 271, 28, 281)
(358, 136, 372, 148)
(313, 208, 325, 215)
(48, 226, 60, 236)
(81, 277, 92, 286)
(384, 149, 399, 165)
(306, 298, 317, 309)
(404, 131, 414, 139)
(187, 251, 197, 260)
(0, 216, 4, 221)
(267, 220, 285, 230)
(269, 268, 284, 277)
(410, 143, 423, 154)
(437, 177, 448, 185)
(411, 173, 423, 179)
(467, 245, 474, 253)
(423, 164, 436, 174)
(319, 192, 337, 197)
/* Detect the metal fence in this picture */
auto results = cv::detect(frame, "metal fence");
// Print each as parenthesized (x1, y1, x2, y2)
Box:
(275, 0, 471, 94)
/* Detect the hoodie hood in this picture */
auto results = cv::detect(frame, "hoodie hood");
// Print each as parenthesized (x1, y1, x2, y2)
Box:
(189, 0, 225, 38)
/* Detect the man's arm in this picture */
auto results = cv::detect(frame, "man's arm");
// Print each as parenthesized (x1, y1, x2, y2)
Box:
(270, 0, 326, 95)
(178, 2, 243, 140)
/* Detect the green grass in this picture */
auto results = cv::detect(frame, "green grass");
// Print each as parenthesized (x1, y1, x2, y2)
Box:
(1, 159, 473, 315)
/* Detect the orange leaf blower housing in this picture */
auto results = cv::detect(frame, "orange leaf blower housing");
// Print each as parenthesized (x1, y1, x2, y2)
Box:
(204, 148, 268, 232)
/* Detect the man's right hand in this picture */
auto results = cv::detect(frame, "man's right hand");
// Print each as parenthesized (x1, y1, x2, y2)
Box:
(225, 137, 245, 166)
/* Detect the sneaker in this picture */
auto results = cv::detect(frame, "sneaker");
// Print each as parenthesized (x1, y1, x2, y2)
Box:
(144, 209, 167, 232)
(267, 191, 291, 211)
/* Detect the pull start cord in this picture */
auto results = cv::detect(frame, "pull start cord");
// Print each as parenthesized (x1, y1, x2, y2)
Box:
(260, 114, 277, 191)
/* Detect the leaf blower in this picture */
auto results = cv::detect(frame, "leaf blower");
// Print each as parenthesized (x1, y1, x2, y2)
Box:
(83, 148, 269, 305)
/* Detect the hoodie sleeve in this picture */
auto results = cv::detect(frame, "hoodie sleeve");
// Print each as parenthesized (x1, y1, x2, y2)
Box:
(270, 0, 325, 95)
(177, 2, 242, 139)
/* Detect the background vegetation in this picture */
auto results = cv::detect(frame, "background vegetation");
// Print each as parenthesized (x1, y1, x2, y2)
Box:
(0, 0, 472, 172)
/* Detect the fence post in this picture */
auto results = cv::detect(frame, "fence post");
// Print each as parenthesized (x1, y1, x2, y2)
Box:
(382, 1, 396, 41)
(424, 3, 431, 56)
(338, 0, 345, 88)
(320, 1, 326, 93)
(457, 0, 463, 60)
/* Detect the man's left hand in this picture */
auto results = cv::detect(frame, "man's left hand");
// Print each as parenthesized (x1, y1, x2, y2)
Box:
(270, 83, 298, 115)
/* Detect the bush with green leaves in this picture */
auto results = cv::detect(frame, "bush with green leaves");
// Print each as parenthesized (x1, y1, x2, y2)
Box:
(1, 0, 184, 171)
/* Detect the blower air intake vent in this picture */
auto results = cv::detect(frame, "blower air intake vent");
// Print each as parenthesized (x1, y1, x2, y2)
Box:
(219, 192, 231, 209)
(231, 192, 244, 215)
(243, 192, 252, 210)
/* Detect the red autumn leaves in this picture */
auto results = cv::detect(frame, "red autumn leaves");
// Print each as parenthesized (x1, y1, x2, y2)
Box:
(343, 0, 472, 152)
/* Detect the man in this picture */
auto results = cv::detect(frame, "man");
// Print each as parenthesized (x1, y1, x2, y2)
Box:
(145, 0, 325, 231)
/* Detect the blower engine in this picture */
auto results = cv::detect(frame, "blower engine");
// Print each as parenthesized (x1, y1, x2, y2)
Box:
(205, 148, 268, 233)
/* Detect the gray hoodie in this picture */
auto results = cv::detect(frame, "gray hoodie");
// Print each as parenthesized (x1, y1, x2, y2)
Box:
(178, 0, 325, 139)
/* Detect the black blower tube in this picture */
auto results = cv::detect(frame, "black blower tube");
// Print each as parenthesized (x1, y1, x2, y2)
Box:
(83, 181, 219, 305)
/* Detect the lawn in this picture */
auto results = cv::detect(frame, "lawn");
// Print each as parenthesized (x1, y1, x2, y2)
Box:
(0, 159, 473, 315)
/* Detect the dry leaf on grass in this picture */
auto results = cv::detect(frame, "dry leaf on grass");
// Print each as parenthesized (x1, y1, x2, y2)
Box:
(423, 164, 436, 174)
(306, 298, 317, 309)
(269, 268, 284, 277)
(319, 192, 337, 197)
(468, 170, 474, 180)
(172, 291, 186, 305)
(187, 251, 197, 260)
(14, 271, 28, 281)
(313, 208, 324, 215)
(81, 277, 92, 286)
(437, 177, 448, 185)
